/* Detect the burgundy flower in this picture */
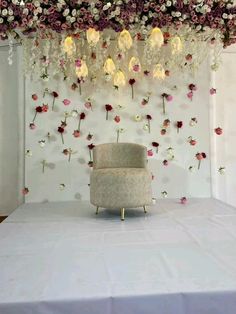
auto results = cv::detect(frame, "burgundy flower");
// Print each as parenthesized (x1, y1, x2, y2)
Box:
(80, 112, 86, 120)
(152, 142, 159, 153)
(36, 106, 43, 113)
(77, 112, 86, 133)
(52, 91, 59, 111)
(129, 78, 136, 99)
(58, 126, 65, 144)
(105, 104, 113, 120)
(88, 143, 95, 162)
(196, 152, 207, 169)
(176, 121, 183, 133)
(215, 127, 223, 135)
(146, 115, 152, 133)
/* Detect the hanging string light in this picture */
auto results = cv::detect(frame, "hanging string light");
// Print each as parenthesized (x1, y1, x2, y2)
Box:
(103, 57, 116, 75)
(153, 64, 165, 80)
(171, 36, 183, 55)
(148, 28, 164, 49)
(63, 36, 76, 57)
(118, 30, 133, 51)
(86, 28, 100, 46)
(114, 70, 126, 87)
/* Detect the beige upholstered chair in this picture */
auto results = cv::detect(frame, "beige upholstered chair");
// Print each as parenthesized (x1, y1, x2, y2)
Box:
(90, 143, 152, 220)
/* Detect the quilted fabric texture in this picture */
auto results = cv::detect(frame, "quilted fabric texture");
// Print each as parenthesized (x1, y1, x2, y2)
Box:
(90, 143, 152, 209)
(93, 143, 147, 169)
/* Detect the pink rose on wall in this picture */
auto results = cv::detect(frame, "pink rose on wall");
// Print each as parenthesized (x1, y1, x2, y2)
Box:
(180, 197, 187, 204)
(29, 123, 36, 130)
(32, 94, 38, 101)
(63, 99, 71, 106)
(73, 130, 80, 138)
(163, 119, 171, 129)
(161, 129, 166, 135)
(84, 99, 93, 111)
(196, 152, 207, 169)
(114, 115, 121, 123)
(32, 105, 47, 124)
(74, 112, 86, 137)
(187, 84, 197, 101)
(188, 136, 197, 146)
(210, 88, 216, 95)
(215, 127, 223, 135)
(163, 160, 168, 166)
(147, 149, 153, 157)
(22, 187, 29, 195)
(185, 54, 192, 61)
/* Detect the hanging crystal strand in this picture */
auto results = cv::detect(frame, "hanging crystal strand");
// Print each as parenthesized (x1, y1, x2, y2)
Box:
(8, 35, 14, 66)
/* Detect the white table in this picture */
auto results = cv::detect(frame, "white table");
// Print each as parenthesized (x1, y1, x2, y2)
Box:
(1, 198, 236, 314)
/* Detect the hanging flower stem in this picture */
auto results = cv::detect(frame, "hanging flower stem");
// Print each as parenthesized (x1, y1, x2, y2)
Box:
(198, 160, 201, 170)
(61, 133, 64, 145)
(117, 130, 120, 143)
(131, 85, 134, 99)
(79, 82, 82, 95)
(42, 160, 46, 173)
(89, 150, 92, 161)
(106, 111, 108, 120)
(78, 119, 81, 131)
(68, 152, 71, 162)
(52, 98, 55, 111)
(32, 112, 37, 123)
(148, 120, 151, 133)
(162, 97, 166, 115)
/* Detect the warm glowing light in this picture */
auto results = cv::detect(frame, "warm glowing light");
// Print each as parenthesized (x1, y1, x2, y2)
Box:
(63, 36, 76, 56)
(128, 56, 141, 73)
(149, 28, 164, 49)
(86, 28, 100, 45)
(118, 30, 133, 51)
(153, 64, 165, 80)
(103, 57, 116, 75)
(114, 70, 126, 87)
(171, 36, 183, 54)
(75, 60, 88, 78)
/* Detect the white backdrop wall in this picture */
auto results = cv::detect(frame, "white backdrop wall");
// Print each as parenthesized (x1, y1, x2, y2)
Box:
(25, 60, 212, 203)
(0, 46, 24, 215)
(211, 45, 236, 207)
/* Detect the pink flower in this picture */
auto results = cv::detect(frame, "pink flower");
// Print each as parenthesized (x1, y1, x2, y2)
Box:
(75, 59, 82, 67)
(210, 88, 216, 95)
(84, 101, 92, 110)
(32, 94, 38, 101)
(42, 104, 49, 112)
(63, 99, 71, 106)
(163, 160, 168, 166)
(147, 149, 153, 157)
(73, 130, 80, 138)
(187, 91, 193, 101)
(180, 197, 187, 204)
(22, 187, 29, 195)
(114, 115, 121, 123)
(29, 123, 36, 130)
(196, 152, 207, 169)
(166, 95, 173, 102)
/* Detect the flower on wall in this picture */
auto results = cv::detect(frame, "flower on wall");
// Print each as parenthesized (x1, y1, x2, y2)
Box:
(63, 99, 71, 106)
(180, 197, 187, 204)
(22, 187, 29, 195)
(32, 94, 38, 101)
(105, 104, 113, 120)
(152, 142, 159, 153)
(62, 148, 76, 162)
(176, 121, 183, 133)
(87, 133, 93, 141)
(129, 78, 136, 99)
(161, 93, 173, 114)
(161, 191, 168, 198)
(187, 84, 197, 101)
(141, 92, 151, 106)
(84, 98, 93, 111)
(218, 167, 226, 175)
(188, 136, 197, 146)
(58, 125, 65, 144)
(163, 160, 169, 166)
(73, 112, 86, 137)
(31, 104, 48, 124)
(146, 114, 152, 133)
(210, 88, 216, 95)
(88, 143, 95, 163)
(196, 152, 207, 169)
(147, 149, 153, 157)
(189, 117, 198, 127)
(51, 91, 59, 111)
(134, 114, 142, 122)
(215, 127, 223, 135)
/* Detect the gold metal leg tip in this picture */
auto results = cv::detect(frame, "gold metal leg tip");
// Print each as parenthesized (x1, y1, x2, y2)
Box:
(143, 206, 147, 214)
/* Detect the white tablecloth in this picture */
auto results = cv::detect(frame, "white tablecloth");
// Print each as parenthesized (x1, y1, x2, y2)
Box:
(1, 198, 236, 314)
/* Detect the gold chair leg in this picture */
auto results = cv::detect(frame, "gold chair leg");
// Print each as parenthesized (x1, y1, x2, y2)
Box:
(121, 208, 125, 221)
(143, 205, 147, 214)
(96, 206, 99, 215)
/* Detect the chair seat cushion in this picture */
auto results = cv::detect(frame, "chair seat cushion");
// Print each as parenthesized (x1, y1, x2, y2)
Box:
(90, 168, 152, 209)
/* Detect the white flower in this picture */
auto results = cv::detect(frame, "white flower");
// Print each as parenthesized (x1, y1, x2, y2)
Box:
(222, 13, 228, 19)
(0, 18, 3, 23)
(34, 1, 40, 7)
(218, 167, 226, 175)
(25, 149, 32, 157)
(189, 166, 196, 173)
(118, 128, 125, 133)
(143, 123, 149, 131)
(59, 184, 65, 191)
(134, 114, 142, 122)
(39, 140, 46, 148)
(161, 191, 168, 198)
(166, 1, 172, 6)
(71, 109, 78, 118)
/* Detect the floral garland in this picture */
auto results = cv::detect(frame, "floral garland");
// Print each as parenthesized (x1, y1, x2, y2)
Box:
(0, 0, 235, 47)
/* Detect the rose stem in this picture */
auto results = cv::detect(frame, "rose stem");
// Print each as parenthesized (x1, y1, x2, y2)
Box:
(177, 127, 179, 133)
(78, 118, 81, 131)
(148, 120, 151, 133)
(42, 160, 45, 173)
(79, 82, 82, 95)
(32, 112, 37, 123)
(89, 150, 92, 161)
(117, 130, 119, 143)
(61, 133, 64, 145)
(198, 160, 201, 170)
(68, 152, 71, 162)
(106, 111, 108, 120)
(162, 97, 165, 115)
(52, 98, 55, 111)
(131, 85, 134, 99)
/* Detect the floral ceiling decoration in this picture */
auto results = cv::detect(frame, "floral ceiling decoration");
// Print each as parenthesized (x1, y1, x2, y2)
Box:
(1, 0, 236, 85)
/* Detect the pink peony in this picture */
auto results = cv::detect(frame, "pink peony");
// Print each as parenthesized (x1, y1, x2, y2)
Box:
(147, 149, 153, 157)
(63, 99, 71, 106)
